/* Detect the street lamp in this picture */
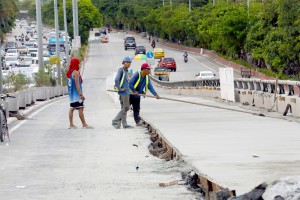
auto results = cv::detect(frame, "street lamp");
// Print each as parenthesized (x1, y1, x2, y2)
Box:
(54, 0, 61, 85)
(0, 41, 3, 94)
(36, 0, 44, 70)
(63, 0, 70, 66)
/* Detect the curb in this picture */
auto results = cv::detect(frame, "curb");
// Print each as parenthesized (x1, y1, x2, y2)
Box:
(7, 95, 67, 125)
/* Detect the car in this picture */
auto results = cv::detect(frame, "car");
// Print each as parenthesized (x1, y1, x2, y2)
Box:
(123, 35, 135, 41)
(124, 38, 136, 50)
(5, 41, 16, 52)
(24, 42, 35, 48)
(32, 33, 38, 40)
(153, 48, 164, 59)
(4, 56, 19, 69)
(99, 28, 107, 35)
(20, 20, 28, 28)
(135, 46, 146, 55)
(48, 31, 56, 38)
(153, 66, 170, 81)
(26, 27, 34, 34)
(17, 46, 28, 56)
(5, 49, 18, 57)
(28, 39, 37, 47)
(19, 56, 33, 65)
(157, 57, 176, 72)
(195, 71, 216, 80)
(101, 36, 109, 43)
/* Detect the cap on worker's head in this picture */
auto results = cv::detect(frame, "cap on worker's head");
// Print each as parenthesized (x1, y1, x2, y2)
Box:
(141, 63, 150, 70)
(122, 56, 132, 63)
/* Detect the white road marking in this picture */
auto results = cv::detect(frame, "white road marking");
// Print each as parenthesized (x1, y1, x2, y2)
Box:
(190, 56, 217, 72)
(9, 100, 62, 135)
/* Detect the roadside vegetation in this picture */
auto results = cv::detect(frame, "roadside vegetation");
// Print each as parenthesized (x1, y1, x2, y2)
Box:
(0, 0, 18, 41)
(92, 0, 300, 79)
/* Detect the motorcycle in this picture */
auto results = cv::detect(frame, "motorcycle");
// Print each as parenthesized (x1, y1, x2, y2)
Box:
(183, 55, 188, 63)
(151, 41, 155, 48)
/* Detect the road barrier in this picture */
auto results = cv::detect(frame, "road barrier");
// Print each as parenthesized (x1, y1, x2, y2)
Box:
(150, 76, 300, 117)
(4, 86, 68, 117)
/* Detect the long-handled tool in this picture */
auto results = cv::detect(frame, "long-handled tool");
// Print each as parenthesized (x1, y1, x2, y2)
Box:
(107, 89, 266, 116)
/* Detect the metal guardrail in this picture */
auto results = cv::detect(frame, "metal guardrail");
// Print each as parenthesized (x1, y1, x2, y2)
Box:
(150, 76, 300, 97)
(150, 76, 220, 87)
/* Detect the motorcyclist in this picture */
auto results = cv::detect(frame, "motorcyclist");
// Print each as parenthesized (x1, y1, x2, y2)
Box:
(183, 51, 188, 62)
(151, 39, 156, 48)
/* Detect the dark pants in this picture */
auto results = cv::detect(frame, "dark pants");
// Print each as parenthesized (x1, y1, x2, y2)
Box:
(130, 95, 140, 124)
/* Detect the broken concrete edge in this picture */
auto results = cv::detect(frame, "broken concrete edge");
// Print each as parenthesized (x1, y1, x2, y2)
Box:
(140, 115, 236, 198)
(7, 95, 67, 125)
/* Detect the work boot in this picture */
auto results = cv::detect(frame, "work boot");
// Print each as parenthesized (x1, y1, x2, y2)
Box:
(136, 121, 143, 126)
(123, 124, 133, 129)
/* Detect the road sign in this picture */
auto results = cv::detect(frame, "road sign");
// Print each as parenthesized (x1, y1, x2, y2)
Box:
(146, 51, 154, 59)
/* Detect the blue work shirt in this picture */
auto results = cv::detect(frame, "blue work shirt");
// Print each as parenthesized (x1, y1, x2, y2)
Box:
(115, 67, 130, 96)
(129, 71, 157, 99)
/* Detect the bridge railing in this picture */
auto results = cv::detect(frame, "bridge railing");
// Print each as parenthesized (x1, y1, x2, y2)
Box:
(150, 76, 300, 97)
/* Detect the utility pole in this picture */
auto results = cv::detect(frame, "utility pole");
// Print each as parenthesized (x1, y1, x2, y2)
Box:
(63, 0, 70, 67)
(75, 0, 79, 37)
(72, 0, 79, 56)
(0, 41, 3, 94)
(36, 0, 44, 70)
(170, 0, 172, 10)
(72, 0, 76, 39)
(189, 0, 191, 12)
(54, 0, 61, 85)
(163, 0, 164, 6)
(247, 0, 250, 17)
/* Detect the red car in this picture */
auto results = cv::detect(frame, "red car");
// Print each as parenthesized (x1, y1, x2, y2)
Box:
(157, 57, 177, 72)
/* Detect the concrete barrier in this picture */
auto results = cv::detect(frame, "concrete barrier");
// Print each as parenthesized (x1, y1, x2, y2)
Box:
(25, 88, 32, 106)
(263, 93, 276, 111)
(34, 87, 47, 101)
(18, 91, 26, 109)
(7, 92, 19, 112)
(277, 95, 287, 114)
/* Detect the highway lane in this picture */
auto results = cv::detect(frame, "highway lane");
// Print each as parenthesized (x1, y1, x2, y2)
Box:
(100, 30, 300, 195)
(95, 30, 240, 82)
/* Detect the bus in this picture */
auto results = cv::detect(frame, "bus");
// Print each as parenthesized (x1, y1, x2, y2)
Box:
(48, 37, 65, 56)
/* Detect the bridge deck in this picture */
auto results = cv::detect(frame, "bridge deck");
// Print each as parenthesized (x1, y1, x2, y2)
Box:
(140, 94, 300, 195)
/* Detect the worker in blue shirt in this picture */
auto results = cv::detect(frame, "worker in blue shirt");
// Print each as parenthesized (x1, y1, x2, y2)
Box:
(112, 56, 133, 129)
(129, 63, 160, 126)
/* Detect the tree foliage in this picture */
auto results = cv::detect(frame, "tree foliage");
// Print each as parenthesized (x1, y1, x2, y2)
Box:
(0, 0, 18, 41)
(42, 0, 102, 44)
(90, 0, 300, 78)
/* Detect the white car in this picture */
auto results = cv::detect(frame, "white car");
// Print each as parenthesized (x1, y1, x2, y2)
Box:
(4, 56, 19, 69)
(196, 71, 216, 80)
(33, 34, 38, 40)
(28, 39, 37, 47)
(5, 49, 18, 57)
(19, 56, 33, 65)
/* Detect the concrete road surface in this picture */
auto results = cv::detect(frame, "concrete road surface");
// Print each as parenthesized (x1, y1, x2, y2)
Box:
(0, 32, 197, 199)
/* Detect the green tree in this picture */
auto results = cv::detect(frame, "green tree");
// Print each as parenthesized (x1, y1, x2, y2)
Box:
(42, 0, 102, 44)
(0, 0, 18, 40)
